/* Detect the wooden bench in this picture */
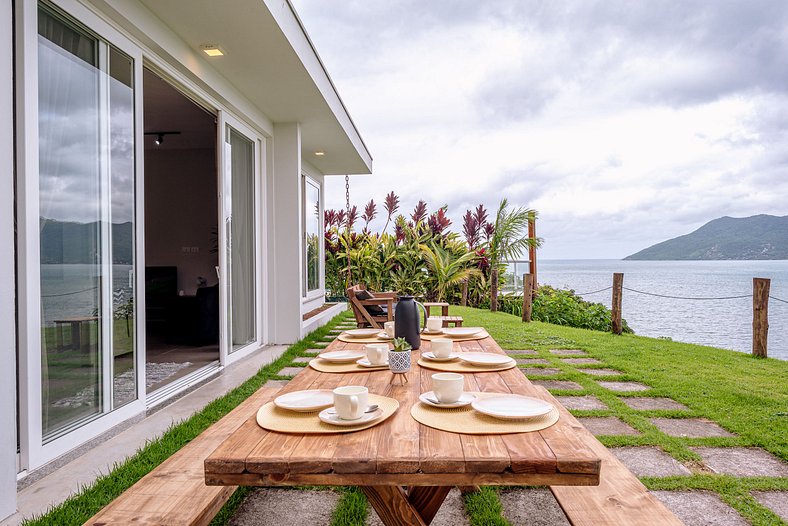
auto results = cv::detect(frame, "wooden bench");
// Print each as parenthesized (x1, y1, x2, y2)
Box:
(437, 315, 463, 327)
(84, 386, 281, 526)
(543, 386, 683, 525)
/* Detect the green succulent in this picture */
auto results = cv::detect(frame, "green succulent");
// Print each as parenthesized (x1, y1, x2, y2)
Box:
(391, 337, 412, 352)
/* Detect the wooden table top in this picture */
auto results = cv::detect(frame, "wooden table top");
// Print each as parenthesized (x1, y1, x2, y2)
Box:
(205, 335, 601, 488)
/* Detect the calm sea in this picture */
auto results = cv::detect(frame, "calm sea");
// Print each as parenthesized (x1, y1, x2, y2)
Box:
(537, 260, 788, 361)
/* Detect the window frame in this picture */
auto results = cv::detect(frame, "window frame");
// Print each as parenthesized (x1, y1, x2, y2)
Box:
(301, 175, 323, 300)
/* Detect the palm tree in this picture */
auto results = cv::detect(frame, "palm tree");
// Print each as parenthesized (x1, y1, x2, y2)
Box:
(487, 199, 541, 312)
(419, 243, 480, 302)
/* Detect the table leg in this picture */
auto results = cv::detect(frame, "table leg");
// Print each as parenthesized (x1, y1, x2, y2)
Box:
(361, 485, 451, 526)
(56, 323, 64, 352)
(441, 305, 449, 316)
(71, 321, 81, 351)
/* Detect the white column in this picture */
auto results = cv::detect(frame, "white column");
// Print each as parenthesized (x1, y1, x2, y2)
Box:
(0, 0, 18, 519)
(269, 123, 303, 343)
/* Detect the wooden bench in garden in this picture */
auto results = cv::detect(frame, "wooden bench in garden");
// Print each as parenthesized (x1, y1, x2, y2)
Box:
(436, 315, 463, 327)
(84, 386, 281, 526)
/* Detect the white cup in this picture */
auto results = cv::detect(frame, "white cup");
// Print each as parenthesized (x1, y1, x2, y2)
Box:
(426, 317, 442, 332)
(333, 385, 368, 420)
(365, 343, 388, 365)
(431, 372, 464, 404)
(431, 338, 453, 358)
(384, 321, 395, 338)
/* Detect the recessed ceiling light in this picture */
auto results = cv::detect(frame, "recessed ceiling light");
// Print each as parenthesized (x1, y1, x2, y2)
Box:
(201, 45, 224, 57)
(315, 151, 325, 156)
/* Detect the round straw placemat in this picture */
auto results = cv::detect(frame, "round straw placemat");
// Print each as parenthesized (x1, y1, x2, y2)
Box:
(410, 393, 559, 435)
(309, 358, 389, 374)
(337, 333, 393, 344)
(421, 329, 490, 342)
(417, 357, 516, 373)
(257, 394, 399, 434)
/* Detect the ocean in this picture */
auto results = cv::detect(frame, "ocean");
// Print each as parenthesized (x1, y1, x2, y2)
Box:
(535, 260, 788, 361)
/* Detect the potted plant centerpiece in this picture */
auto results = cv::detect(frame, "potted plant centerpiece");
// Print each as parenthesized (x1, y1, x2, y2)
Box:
(389, 337, 412, 374)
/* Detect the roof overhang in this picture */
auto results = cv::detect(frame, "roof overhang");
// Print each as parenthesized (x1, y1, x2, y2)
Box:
(132, 0, 372, 175)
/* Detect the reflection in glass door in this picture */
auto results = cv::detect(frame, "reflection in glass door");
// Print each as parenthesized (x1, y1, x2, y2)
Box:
(225, 126, 256, 352)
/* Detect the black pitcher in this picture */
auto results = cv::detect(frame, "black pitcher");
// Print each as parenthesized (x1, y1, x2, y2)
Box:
(394, 295, 427, 350)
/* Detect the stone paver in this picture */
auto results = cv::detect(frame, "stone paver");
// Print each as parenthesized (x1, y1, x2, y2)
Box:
(752, 491, 788, 522)
(521, 368, 562, 376)
(597, 381, 649, 392)
(578, 417, 640, 436)
(262, 379, 290, 389)
(577, 368, 623, 376)
(561, 358, 603, 365)
(621, 397, 688, 411)
(505, 349, 538, 356)
(549, 349, 588, 356)
(532, 380, 583, 391)
(555, 395, 608, 410)
(278, 367, 305, 377)
(612, 447, 691, 477)
(305, 348, 323, 355)
(499, 488, 570, 525)
(367, 488, 469, 526)
(292, 356, 312, 364)
(230, 488, 339, 526)
(650, 418, 735, 438)
(691, 447, 788, 477)
(651, 490, 748, 526)
(516, 358, 550, 365)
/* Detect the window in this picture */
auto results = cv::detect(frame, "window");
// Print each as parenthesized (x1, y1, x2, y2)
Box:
(303, 177, 321, 296)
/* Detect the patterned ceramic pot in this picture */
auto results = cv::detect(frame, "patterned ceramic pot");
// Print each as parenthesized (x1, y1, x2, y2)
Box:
(388, 350, 411, 373)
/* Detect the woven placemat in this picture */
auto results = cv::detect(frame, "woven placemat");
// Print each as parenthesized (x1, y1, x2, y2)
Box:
(421, 329, 490, 342)
(337, 333, 392, 344)
(309, 358, 389, 374)
(410, 393, 559, 435)
(417, 357, 516, 373)
(256, 394, 399, 434)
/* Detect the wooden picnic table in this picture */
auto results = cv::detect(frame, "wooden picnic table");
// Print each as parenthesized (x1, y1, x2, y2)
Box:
(204, 335, 601, 525)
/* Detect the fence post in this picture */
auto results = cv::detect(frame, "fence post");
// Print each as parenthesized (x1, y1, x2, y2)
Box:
(611, 273, 623, 335)
(522, 273, 533, 322)
(752, 277, 770, 358)
(461, 278, 468, 307)
(528, 214, 537, 291)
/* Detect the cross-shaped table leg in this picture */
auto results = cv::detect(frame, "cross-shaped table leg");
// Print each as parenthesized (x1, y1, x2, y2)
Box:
(361, 486, 452, 525)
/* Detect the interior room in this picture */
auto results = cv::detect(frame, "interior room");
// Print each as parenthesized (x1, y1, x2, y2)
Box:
(143, 68, 220, 393)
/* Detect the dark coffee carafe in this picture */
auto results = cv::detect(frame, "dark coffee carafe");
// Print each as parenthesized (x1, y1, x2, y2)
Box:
(394, 295, 427, 349)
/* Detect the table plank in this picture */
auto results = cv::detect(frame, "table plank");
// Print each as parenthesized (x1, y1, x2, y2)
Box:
(418, 361, 466, 473)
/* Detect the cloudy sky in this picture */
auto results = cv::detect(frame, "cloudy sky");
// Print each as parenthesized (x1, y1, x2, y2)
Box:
(292, 0, 788, 259)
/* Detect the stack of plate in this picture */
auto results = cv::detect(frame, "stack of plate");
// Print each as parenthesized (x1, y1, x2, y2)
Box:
(273, 390, 334, 413)
(441, 327, 483, 338)
(470, 395, 554, 421)
(317, 350, 366, 363)
(342, 328, 381, 338)
(456, 352, 515, 368)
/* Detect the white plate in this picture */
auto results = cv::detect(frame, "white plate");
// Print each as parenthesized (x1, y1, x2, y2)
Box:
(422, 351, 459, 362)
(273, 390, 334, 412)
(318, 350, 366, 363)
(419, 391, 476, 408)
(472, 395, 554, 420)
(377, 332, 394, 340)
(319, 407, 384, 426)
(457, 352, 514, 367)
(357, 358, 389, 368)
(422, 329, 444, 335)
(343, 328, 381, 338)
(442, 327, 483, 338)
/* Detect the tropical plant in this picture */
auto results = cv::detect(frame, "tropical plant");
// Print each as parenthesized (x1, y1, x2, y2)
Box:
(419, 242, 479, 302)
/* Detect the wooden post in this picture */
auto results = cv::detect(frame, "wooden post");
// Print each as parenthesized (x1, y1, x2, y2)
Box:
(490, 268, 498, 312)
(461, 278, 468, 307)
(528, 215, 537, 290)
(611, 273, 623, 335)
(752, 277, 770, 358)
(522, 273, 533, 322)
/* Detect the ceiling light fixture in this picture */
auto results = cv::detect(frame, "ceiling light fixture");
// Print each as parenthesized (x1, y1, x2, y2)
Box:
(315, 151, 325, 156)
(144, 131, 181, 146)
(201, 45, 224, 57)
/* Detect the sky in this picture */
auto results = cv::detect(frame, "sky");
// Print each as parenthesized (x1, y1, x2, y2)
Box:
(291, 0, 788, 259)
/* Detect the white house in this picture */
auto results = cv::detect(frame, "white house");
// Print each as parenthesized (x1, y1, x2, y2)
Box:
(0, 0, 371, 518)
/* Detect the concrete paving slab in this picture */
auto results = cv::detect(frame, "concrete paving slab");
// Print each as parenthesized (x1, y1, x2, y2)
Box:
(597, 381, 650, 392)
(651, 490, 748, 526)
(521, 368, 562, 376)
(278, 367, 306, 377)
(531, 380, 583, 391)
(505, 349, 538, 356)
(304, 349, 323, 355)
(555, 395, 608, 410)
(230, 488, 340, 526)
(578, 417, 641, 436)
(292, 356, 312, 364)
(622, 397, 688, 411)
(752, 491, 788, 522)
(263, 379, 290, 389)
(517, 358, 550, 365)
(561, 358, 603, 365)
(499, 488, 570, 525)
(576, 368, 623, 376)
(549, 349, 587, 356)
(691, 447, 788, 477)
(367, 488, 469, 526)
(650, 418, 735, 438)
(612, 446, 691, 477)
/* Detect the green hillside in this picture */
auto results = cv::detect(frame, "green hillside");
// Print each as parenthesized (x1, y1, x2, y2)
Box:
(40, 219, 134, 264)
(625, 214, 788, 260)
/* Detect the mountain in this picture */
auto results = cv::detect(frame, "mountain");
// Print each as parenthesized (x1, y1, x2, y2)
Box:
(40, 219, 134, 264)
(625, 214, 788, 260)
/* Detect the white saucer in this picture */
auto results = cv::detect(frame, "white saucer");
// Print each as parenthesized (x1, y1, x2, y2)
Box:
(357, 358, 389, 368)
(422, 329, 444, 335)
(319, 407, 384, 426)
(377, 332, 394, 340)
(457, 352, 515, 367)
(274, 390, 334, 412)
(318, 350, 366, 363)
(422, 351, 459, 362)
(419, 391, 476, 408)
